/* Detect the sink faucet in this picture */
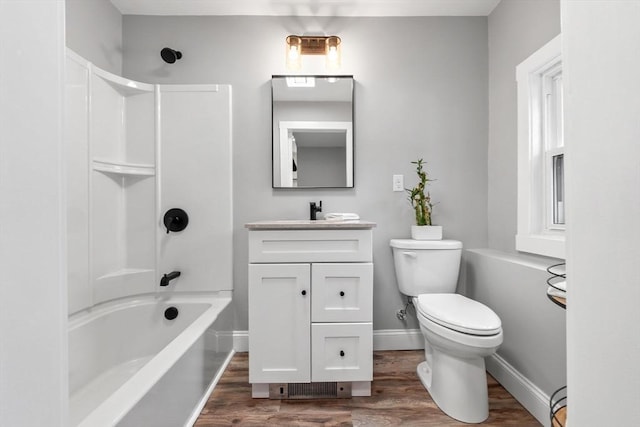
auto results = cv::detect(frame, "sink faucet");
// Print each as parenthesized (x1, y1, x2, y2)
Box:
(310, 200, 322, 220)
(160, 271, 181, 287)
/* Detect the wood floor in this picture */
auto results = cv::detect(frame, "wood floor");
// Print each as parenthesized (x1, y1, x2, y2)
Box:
(195, 351, 541, 426)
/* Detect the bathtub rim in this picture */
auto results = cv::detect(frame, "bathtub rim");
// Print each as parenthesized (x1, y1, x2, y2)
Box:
(71, 291, 232, 427)
(68, 291, 231, 325)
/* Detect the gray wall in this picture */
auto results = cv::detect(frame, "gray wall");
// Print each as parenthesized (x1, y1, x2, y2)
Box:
(487, 0, 561, 253)
(122, 16, 489, 331)
(465, 250, 566, 396)
(66, 0, 122, 75)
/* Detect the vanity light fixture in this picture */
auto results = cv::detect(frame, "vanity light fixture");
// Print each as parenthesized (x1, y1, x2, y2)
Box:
(285, 35, 342, 70)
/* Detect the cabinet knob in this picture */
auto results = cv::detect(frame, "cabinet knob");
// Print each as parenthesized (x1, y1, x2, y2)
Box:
(339, 291, 345, 297)
(301, 290, 307, 296)
(340, 350, 345, 357)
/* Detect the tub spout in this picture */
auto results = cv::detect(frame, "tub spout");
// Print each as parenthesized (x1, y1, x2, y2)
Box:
(160, 271, 181, 287)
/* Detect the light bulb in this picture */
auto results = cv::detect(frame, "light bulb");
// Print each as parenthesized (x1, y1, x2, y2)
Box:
(286, 36, 302, 70)
(325, 36, 341, 69)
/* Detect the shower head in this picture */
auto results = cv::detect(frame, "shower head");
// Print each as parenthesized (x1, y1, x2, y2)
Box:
(161, 47, 182, 64)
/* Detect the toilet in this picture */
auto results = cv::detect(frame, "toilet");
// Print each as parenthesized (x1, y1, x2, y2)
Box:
(390, 239, 503, 424)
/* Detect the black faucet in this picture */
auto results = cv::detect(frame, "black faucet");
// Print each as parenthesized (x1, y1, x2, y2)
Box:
(160, 271, 181, 287)
(310, 200, 322, 220)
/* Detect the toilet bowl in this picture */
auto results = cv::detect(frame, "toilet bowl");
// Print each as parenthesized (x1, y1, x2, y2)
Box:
(414, 294, 503, 423)
(389, 239, 503, 423)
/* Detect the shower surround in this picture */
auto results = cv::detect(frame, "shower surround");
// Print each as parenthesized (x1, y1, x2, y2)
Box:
(65, 49, 233, 426)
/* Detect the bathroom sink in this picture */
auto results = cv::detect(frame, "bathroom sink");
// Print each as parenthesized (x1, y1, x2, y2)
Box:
(245, 219, 376, 230)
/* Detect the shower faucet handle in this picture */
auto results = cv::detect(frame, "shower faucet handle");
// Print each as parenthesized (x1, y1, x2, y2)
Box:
(163, 208, 189, 234)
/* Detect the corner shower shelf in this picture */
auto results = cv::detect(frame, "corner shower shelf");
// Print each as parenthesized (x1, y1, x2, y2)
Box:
(94, 269, 156, 305)
(96, 268, 154, 282)
(92, 159, 155, 176)
(92, 66, 154, 96)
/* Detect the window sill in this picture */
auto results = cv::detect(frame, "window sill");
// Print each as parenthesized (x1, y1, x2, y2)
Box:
(516, 233, 565, 260)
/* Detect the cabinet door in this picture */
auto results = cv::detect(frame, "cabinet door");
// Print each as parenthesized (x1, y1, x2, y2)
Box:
(249, 263, 310, 383)
(312, 263, 373, 322)
(311, 322, 373, 382)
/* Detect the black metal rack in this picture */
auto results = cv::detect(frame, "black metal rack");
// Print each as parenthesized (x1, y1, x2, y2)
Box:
(546, 263, 567, 426)
(546, 263, 566, 309)
(549, 385, 567, 427)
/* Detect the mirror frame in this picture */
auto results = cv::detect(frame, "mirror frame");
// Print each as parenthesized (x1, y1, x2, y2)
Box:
(271, 75, 355, 189)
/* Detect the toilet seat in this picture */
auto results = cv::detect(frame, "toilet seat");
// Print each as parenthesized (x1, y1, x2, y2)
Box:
(416, 294, 501, 336)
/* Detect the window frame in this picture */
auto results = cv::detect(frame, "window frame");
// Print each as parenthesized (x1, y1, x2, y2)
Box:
(542, 63, 565, 231)
(547, 150, 565, 229)
(516, 35, 565, 259)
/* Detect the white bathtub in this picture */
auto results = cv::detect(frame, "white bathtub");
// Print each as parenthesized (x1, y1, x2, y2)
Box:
(68, 293, 233, 427)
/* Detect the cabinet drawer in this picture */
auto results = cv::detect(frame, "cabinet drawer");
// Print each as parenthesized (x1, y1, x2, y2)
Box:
(312, 263, 373, 322)
(248, 229, 372, 263)
(311, 323, 372, 382)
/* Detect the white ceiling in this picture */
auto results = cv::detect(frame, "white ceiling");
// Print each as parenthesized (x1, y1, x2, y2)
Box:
(110, 0, 501, 17)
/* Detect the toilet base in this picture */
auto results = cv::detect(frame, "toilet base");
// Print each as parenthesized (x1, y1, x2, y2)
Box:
(416, 352, 489, 424)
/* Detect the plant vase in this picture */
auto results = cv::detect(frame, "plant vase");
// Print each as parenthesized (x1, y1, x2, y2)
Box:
(411, 225, 443, 240)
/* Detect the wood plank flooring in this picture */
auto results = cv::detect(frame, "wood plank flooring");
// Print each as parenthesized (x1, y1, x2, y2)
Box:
(195, 351, 541, 426)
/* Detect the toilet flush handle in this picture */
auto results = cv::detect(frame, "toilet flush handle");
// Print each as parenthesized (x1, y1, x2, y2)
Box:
(402, 251, 417, 258)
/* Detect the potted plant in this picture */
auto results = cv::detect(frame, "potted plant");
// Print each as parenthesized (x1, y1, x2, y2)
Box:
(406, 158, 442, 240)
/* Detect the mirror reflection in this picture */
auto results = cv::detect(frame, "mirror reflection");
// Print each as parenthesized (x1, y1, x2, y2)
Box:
(272, 76, 354, 188)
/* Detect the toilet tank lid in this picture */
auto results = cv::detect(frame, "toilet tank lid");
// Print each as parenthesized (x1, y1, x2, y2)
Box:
(390, 239, 462, 250)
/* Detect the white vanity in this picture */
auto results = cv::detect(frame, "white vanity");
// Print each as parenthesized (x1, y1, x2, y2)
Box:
(245, 220, 376, 398)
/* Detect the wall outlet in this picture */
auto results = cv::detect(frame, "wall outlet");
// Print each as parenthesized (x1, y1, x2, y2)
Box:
(393, 174, 404, 192)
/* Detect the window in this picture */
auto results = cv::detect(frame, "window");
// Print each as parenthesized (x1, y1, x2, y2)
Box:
(552, 153, 564, 225)
(543, 62, 564, 229)
(516, 35, 565, 259)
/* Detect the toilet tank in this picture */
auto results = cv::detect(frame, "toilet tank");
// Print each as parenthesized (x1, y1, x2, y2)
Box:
(390, 239, 462, 296)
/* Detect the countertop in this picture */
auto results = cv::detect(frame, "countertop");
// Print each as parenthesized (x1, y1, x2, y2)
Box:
(245, 219, 377, 230)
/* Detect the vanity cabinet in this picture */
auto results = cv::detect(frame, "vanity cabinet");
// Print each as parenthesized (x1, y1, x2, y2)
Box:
(246, 224, 375, 398)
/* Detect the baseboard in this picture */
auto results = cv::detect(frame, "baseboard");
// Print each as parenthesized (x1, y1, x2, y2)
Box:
(373, 329, 424, 350)
(486, 353, 550, 427)
(234, 329, 423, 353)
(233, 330, 249, 352)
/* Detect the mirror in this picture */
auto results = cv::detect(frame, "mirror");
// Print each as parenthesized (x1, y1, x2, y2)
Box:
(272, 75, 354, 188)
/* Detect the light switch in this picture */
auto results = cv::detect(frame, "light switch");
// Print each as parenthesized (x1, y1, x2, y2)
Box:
(393, 174, 404, 192)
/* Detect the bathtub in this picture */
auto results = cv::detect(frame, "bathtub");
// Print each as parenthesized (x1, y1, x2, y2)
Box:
(68, 293, 233, 427)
